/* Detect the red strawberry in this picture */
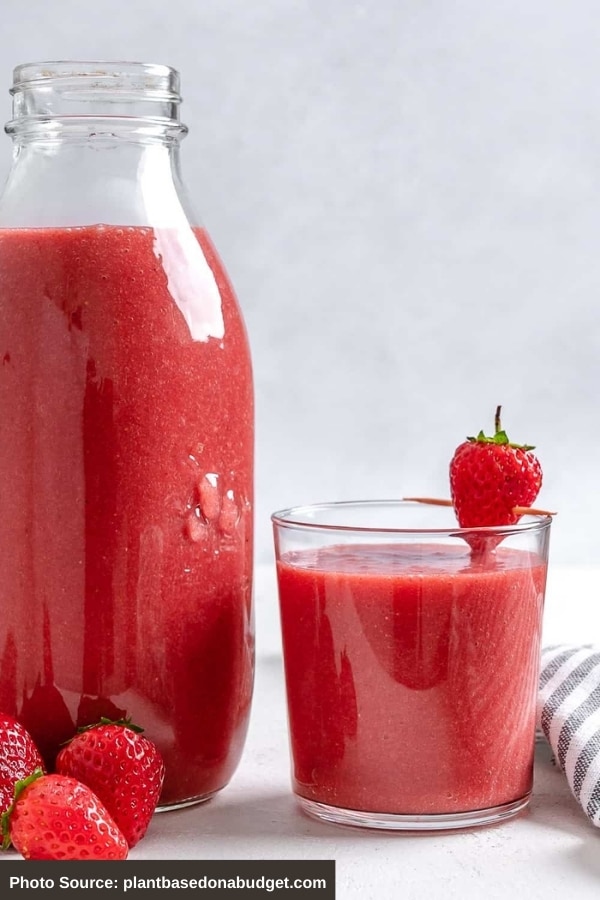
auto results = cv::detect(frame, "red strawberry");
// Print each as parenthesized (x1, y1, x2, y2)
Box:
(56, 718, 164, 848)
(1, 770, 128, 860)
(0, 715, 45, 815)
(450, 406, 542, 529)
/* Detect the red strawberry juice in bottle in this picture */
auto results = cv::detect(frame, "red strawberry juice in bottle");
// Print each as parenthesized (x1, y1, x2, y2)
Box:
(273, 504, 550, 829)
(0, 64, 254, 807)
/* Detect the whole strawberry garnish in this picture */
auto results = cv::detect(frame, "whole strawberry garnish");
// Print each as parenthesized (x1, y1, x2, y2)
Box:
(0, 715, 45, 815)
(1, 770, 128, 860)
(450, 406, 542, 528)
(56, 718, 164, 848)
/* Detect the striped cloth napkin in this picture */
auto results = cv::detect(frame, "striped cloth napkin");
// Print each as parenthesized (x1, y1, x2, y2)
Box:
(537, 644, 600, 827)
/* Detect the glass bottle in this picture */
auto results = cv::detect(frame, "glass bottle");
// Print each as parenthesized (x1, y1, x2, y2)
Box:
(0, 61, 254, 808)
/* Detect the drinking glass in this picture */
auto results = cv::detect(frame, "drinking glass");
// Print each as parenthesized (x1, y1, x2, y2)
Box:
(272, 500, 551, 831)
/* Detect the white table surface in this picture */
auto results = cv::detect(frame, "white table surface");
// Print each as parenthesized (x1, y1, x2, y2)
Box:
(3, 564, 600, 898)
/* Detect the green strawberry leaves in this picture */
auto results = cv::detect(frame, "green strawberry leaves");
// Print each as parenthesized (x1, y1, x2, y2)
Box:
(467, 429, 535, 451)
(77, 717, 144, 736)
(1, 768, 44, 851)
(466, 405, 535, 451)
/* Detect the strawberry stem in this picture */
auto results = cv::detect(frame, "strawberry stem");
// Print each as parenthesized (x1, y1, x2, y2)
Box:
(467, 406, 535, 451)
(495, 405, 502, 435)
(494, 406, 502, 434)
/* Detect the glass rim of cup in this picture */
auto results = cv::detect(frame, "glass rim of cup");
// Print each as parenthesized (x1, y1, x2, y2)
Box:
(271, 498, 553, 537)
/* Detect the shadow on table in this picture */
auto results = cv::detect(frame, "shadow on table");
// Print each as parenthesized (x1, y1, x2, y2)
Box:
(529, 741, 600, 839)
(568, 838, 600, 879)
(144, 788, 412, 847)
(139, 740, 600, 855)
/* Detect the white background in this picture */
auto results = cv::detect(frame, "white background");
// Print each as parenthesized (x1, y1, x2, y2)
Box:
(1, 1, 599, 565)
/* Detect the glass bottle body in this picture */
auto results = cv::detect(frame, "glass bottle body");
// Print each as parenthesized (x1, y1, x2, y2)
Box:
(0, 63, 254, 807)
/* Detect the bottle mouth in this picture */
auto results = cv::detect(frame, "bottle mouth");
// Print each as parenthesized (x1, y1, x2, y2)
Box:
(7, 60, 186, 137)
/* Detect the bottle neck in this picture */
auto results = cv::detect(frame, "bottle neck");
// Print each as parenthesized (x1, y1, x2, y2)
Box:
(0, 61, 195, 228)
(1, 134, 193, 228)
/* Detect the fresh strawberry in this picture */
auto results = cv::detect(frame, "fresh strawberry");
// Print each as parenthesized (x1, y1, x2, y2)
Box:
(450, 406, 542, 528)
(56, 718, 164, 848)
(0, 715, 45, 815)
(1, 770, 128, 860)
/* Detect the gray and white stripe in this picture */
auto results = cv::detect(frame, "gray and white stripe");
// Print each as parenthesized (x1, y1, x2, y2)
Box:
(537, 644, 600, 827)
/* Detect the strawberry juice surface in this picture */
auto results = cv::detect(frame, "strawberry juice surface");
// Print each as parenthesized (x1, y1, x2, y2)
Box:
(277, 542, 546, 816)
(0, 225, 254, 806)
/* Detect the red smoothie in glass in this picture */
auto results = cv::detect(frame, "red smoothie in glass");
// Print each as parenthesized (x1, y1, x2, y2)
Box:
(277, 543, 546, 815)
(0, 225, 254, 805)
